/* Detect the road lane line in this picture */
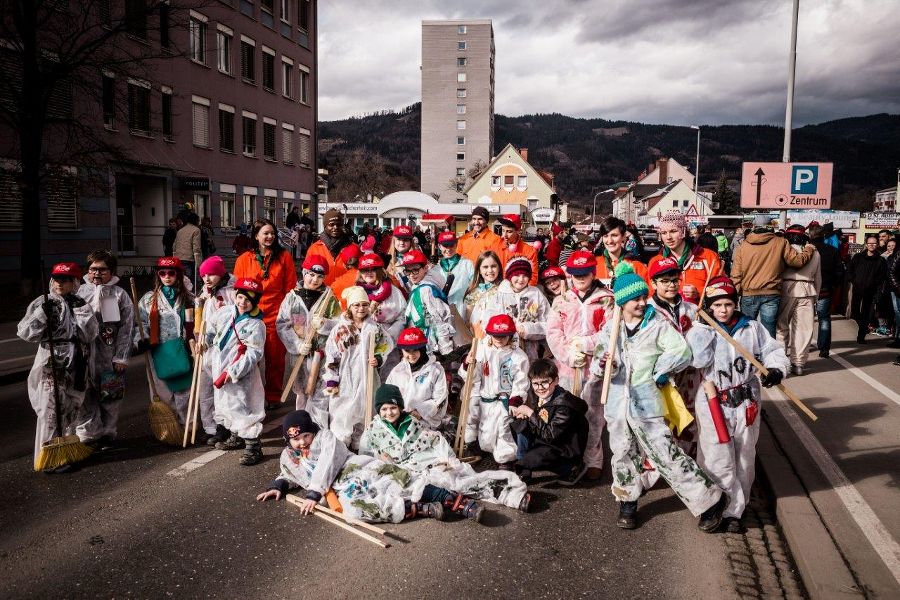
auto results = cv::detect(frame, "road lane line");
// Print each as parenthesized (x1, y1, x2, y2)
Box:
(166, 415, 286, 477)
(0, 356, 31, 366)
(767, 387, 900, 587)
(0, 338, 22, 344)
(828, 351, 900, 409)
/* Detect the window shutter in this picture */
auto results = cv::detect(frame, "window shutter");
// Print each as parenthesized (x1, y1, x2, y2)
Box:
(299, 133, 310, 167)
(282, 129, 293, 164)
(46, 170, 79, 231)
(192, 102, 209, 146)
(0, 169, 23, 231)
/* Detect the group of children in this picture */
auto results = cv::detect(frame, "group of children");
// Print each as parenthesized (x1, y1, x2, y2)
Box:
(21, 210, 790, 532)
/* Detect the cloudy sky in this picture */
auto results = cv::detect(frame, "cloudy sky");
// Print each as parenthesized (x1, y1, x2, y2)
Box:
(318, 0, 900, 126)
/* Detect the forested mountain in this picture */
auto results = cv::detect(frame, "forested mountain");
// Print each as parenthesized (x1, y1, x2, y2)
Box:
(318, 105, 900, 212)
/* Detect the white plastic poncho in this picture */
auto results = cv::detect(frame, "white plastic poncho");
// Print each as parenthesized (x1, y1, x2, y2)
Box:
(75, 275, 134, 441)
(321, 316, 394, 448)
(209, 305, 266, 439)
(18, 287, 98, 463)
(404, 274, 454, 356)
(437, 254, 475, 318)
(196, 275, 236, 434)
(471, 279, 551, 361)
(360, 414, 527, 509)
(384, 354, 448, 429)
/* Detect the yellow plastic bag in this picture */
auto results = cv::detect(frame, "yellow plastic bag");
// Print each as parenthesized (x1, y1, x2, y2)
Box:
(661, 382, 694, 435)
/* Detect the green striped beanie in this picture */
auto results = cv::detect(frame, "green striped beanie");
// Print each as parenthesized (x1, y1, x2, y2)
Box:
(612, 261, 649, 306)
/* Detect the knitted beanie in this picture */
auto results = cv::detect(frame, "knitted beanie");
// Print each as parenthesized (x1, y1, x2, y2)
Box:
(612, 262, 649, 306)
(657, 210, 687, 231)
(282, 410, 320, 442)
(374, 384, 404, 412)
(199, 255, 227, 277)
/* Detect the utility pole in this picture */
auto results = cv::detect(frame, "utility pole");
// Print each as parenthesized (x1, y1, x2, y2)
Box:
(781, 0, 800, 227)
(691, 125, 701, 212)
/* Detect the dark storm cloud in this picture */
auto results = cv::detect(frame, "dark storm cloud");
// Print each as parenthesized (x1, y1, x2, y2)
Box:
(318, 0, 900, 125)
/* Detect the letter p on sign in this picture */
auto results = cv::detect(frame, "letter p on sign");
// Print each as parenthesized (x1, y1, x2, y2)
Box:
(791, 165, 819, 194)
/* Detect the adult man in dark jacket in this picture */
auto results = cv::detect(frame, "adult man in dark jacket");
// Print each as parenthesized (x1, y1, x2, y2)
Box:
(808, 224, 842, 357)
(511, 359, 589, 486)
(848, 235, 887, 344)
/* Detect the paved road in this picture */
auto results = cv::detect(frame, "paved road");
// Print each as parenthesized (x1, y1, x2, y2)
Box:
(763, 317, 900, 597)
(0, 355, 799, 599)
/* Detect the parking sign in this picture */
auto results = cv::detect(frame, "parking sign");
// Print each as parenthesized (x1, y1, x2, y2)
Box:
(740, 162, 833, 209)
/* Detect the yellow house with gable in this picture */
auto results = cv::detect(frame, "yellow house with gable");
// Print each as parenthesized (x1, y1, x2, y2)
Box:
(463, 144, 557, 214)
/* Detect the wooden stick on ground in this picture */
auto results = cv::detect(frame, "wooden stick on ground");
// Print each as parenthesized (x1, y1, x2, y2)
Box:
(454, 338, 479, 457)
(184, 300, 205, 447)
(286, 494, 389, 548)
(600, 305, 623, 406)
(314, 504, 387, 538)
(696, 309, 817, 421)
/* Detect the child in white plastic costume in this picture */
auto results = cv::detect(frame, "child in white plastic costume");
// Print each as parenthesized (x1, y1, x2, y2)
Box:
(384, 327, 448, 430)
(401, 250, 454, 357)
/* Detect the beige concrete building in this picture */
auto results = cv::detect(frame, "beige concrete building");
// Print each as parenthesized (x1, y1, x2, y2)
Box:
(464, 144, 556, 212)
(420, 19, 494, 202)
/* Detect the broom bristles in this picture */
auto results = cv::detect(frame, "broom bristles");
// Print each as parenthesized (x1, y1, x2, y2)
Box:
(34, 435, 94, 471)
(149, 398, 184, 446)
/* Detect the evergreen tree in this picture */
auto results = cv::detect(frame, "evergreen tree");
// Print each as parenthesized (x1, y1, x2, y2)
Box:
(712, 173, 740, 214)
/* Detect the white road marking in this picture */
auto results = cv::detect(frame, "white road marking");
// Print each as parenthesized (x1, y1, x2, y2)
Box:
(0, 356, 31, 366)
(0, 338, 22, 345)
(767, 387, 900, 587)
(166, 415, 286, 477)
(829, 350, 900, 409)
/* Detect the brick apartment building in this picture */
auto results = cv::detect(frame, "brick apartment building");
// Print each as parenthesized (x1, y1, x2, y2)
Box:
(0, 0, 318, 281)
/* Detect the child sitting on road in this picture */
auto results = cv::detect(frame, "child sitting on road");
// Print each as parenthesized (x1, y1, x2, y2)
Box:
(511, 359, 589, 485)
(360, 385, 530, 512)
(256, 410, 485, 523)
(458, 314, 529, 470)
(208, 277, 267, 466)
(384, 327, 448, 430)
(686, 276, 789, 533)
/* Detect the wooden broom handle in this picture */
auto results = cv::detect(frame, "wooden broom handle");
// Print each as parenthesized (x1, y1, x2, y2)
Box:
(696, 309, 817, 421)
(454, 338, 479, 456)
(600, 305, 623, 406)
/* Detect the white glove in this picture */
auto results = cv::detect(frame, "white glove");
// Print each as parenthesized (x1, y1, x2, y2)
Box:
(571, 348, 587, 368)
(324, 385, 339, 397)
(570, 336, 586, 353)
(298, 341, 312, 356)
(310, 317, 324, 332)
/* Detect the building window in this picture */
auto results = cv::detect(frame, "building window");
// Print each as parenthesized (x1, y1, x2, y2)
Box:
(672, 200, 678, 208)
(263, 120, 276, 160)
(217, 28, 232, 74)
(280, 0, 290, 22)
(262, 50, 275, 90)
(504, 175, 515, 189)
(242, 114, 256, 156)
(456, 104, 466, 114)
(192, 97, 210, 147)
(102, 73, 115, 128)
(491, 175, 500, 187)
(263, 195, 276, 222)
(456, 120, 466, 130)
(124, 0, 147, 39)
(458, 25, 466, 34)
(518, 175, 527, 188)
(298, 0, 310, 31)
(457, 73, 466, 82)
(46, 169, 79, 231)
(281, 60, 293, 97)
(299, 130, 311, 167)
(189, 13, 207, 64)
(457, 88, 466, 98)
(162, 88, 173, 140)
(456, 168, 465, 177)
(220, 192, 235, 228)
(457, 136, 465, 145)
(219, 106, 234, 152)
(299, 69, 309, 103)
(0, 169, 23, 231)
(261, 0, 274, 14)
(282, 124, 294, 164)
(240, 38, 255, 83)
(683, 200, 689, 207)
(456, 152, 465, 161)
(160, 2, 170, 48)
(193, 192, 210, 218)
(458, 41, 466, 50)
(127, 81, 151, 134)
(527, 198, 538, 211)
(242, 194, 255, 224)
(457, 57, 467, 67)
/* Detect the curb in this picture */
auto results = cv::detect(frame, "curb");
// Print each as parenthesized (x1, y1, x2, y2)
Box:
(756, 411, 863, 599)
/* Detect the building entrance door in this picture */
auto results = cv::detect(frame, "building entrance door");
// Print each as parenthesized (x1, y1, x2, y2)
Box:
(116, 183, 135, 252)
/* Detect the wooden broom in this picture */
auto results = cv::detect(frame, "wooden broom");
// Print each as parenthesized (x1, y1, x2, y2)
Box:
(281, 287, 334, 404)
(183, 299, 205, 447)
(454, 337, 479, 459)
(33, 265, 94, 471)
(599, 305, 623, 406)
(130, 277, 184, 445)
(363, 332, 377, 428)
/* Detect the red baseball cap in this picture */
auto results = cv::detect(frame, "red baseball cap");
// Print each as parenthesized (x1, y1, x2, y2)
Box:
(358, 253, 385, 270)
(485, 314, 516, 336)
(565, 250, 596, 276)
(397, 327, 427, 349)
(156, 256, 184, 272)
(302, 254, 329, 275)
(704, 275, 738, 305)
(540, 266, 566, 282)
(50, 262, 82, 279)
(338, 244, 361, 263)
(234, 277, 263, 294)
(498, 214, 522, 230)
(648, 257, 680, 280)
(437, 231, 458, 246)
(393, 224, 414, 239)
(401, 250, 428, 267)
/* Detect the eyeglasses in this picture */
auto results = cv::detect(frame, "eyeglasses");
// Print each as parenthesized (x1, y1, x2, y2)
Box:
(531, 379, 554, 389)
(158, 269, 177, 277)
(88, 267, 110, 273)
(655, 278, 680, 286)
(405, 265, 424, 274)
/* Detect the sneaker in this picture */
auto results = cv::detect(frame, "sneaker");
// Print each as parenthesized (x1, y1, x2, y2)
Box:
(215, 434, 245, 451)
(818, 349, 830, 358)
(724, 517, 744, 533)
(698, 493, 728, 533)
(447, 494, 484, 523)
(555, 463, 589, 487)
(498, 461, 516, 471)
(584, 467, 603, 481)
(462, 441, 481, 459)
(414, 501, 445, 521)
(239, 446, 263, 466)
(875, 327, 890, 337)
(617, 501, 638, 529)
(791, 364, 803, 376)
(207, 424, 230, 446)
(893, 355, 900, 366)
(518, 468, 533, 485)
(517, 493, 532, 513)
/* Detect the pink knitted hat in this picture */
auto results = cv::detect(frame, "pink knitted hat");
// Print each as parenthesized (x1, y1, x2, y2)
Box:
(657, 211, 687, 231)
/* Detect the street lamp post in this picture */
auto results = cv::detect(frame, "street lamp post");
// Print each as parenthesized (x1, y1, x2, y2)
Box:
(780, 0, 800, 228)
(592, 191, 603, 223)
(690, 125, 701, 212)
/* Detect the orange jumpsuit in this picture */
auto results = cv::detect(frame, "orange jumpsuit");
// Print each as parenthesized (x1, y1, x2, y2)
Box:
(648, 245, 723, 299)
(304, 240, 350, 286)
(234, 249, 297, 404)
(457, 229, 503, 265)
(595, 253, 650, 286)
(499, 238, 539, 285)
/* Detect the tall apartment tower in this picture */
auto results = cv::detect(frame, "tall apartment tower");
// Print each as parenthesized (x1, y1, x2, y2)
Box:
(421, 19, 494, 202)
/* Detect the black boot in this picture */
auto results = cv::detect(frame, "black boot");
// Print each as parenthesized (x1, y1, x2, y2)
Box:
(405, 501, 445, 521)
(617, 501, 638, 529)
(518, 493, 532, 513)
(462, 441, 480, 459)
(698, 493, 728, 533)
(446, 494, 484, 523)
(724, 517, 744, 533)
(239, 439, 263, 466)
(207, 424, 230, 446)
(215, 433, 245, 451)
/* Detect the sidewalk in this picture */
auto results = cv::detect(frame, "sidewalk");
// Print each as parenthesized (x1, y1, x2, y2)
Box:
(0, 321, 32, 378)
